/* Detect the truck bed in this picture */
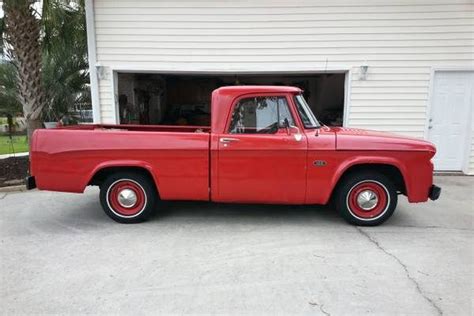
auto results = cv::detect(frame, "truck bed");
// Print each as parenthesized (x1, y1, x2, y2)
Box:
(59, 124, 211, 133)
(31, 126, 211, 201)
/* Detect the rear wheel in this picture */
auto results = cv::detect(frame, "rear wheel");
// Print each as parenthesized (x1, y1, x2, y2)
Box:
(99, 172, 157, 223)
(335, 171, 397, 226)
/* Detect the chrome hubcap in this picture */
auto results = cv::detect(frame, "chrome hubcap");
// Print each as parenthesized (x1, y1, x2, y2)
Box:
(357, 190, 378, 211)
(117, 189, 137, 208)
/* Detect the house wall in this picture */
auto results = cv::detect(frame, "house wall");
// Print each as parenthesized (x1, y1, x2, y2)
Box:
(471, 124, 474, 173)
(88, 0, 474, 173)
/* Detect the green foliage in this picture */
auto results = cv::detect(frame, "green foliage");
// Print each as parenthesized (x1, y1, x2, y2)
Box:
(42, 0, 90, 120)
(2, 0, 32, 9)
(0, 13, 21, 118)
(0, 61, 22, 116)
(1, 0, 91, 122)
(0, 135, 29, 155)
(0, 17, 4, 53)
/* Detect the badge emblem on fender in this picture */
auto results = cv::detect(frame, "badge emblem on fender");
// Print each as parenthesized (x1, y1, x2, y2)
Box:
(313, 160, 327, 167)
(294, 134, 302, 141)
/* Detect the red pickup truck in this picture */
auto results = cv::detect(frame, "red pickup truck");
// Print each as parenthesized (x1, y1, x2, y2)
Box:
(27, 86, 440, 225)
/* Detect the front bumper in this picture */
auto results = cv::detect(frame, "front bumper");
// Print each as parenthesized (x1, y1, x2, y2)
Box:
(429, 185, 441, 201)
(25, 176, 36, 190)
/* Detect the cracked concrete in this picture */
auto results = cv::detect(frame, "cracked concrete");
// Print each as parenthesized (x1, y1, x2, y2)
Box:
(356, 227, 443, 315)
(0, 176, 472, 314)
(309, 301, 330, 315)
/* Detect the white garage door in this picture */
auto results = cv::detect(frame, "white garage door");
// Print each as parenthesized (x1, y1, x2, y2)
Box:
(428, 71, 474, 171)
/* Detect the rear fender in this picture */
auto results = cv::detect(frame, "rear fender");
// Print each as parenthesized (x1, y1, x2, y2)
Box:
(84, 160, 160, 191)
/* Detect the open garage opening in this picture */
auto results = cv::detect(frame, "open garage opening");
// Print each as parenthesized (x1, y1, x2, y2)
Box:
(116, 72, 347, 127)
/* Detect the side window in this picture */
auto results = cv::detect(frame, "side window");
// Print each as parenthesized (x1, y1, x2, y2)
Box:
(229, 96, 295, 134)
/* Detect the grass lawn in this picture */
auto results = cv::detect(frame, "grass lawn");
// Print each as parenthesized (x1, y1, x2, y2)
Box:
(0, 135, 29, 155)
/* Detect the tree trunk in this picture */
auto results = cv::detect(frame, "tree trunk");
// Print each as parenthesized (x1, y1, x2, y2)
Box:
(6, 114, 14, 135)
(26, 119, 43, 148)
(3, 0, 47, 153)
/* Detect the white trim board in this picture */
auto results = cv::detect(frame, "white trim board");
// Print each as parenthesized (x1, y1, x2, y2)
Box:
(108, 66, 351, 75)
(111, 70, 119, 124)
(84, 0, 101, 123)
(343, 69, 352, 127)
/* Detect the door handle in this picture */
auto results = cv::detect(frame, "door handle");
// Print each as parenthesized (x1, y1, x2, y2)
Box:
(220, 137, 240, 143)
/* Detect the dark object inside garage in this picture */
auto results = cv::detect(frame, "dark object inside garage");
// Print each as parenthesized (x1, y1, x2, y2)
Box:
(117, 73, 346, 127)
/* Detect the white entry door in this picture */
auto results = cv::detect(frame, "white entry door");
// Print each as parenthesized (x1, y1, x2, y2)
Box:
(428, 71, 473, 171)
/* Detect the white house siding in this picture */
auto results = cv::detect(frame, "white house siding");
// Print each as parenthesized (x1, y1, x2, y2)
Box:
(470, 129, 474, 174)
(89, 0, 474, 173)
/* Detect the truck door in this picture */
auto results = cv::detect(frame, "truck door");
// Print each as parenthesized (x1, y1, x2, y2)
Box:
(215, 94, 307, 203)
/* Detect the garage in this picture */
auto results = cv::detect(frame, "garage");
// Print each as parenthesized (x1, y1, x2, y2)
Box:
(116, 72, 347, 127)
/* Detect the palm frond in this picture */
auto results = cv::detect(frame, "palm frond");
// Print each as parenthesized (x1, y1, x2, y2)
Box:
(0, 61, 22, 115)
(41, 0, 90, 119)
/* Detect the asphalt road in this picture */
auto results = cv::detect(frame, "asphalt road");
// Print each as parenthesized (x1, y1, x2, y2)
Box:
(0, 176, 472, 315)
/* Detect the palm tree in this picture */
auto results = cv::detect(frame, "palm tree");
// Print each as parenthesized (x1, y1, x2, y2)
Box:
(2, 0, 90, 146)
(3, 0, 46, 144)
(41, 0, 90, 122)
(0, 60, 22, 134)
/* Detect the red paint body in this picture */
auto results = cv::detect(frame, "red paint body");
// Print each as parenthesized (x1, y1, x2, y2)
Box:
(30, 86, 436, 205)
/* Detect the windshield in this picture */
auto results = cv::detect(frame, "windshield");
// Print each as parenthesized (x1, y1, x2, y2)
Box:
(294, 94, 320, 128)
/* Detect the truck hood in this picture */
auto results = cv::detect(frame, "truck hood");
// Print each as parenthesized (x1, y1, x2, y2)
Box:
(331, 127, 436, 152)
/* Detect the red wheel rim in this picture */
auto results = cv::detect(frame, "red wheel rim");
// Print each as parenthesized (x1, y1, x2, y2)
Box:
(107, 180, 146, 217)
(347, 181, 389, 220)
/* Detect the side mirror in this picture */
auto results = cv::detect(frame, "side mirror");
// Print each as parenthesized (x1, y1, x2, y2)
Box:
(282, 118, 291, 135)
(282, 118, 301, 138)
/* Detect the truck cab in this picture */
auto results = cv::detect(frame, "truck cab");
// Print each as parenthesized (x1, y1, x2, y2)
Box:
(210, 86, 319, 204)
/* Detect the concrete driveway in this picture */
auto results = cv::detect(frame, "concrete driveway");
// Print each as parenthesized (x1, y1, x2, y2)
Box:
(0, 176, 472, 315)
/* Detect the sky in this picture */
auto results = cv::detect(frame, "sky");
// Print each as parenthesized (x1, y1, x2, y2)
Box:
(0, 1, 44, 18)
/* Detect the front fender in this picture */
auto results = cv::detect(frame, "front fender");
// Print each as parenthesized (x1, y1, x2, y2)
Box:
(330, 155, 409, 196)
(306, 153, 410, 205)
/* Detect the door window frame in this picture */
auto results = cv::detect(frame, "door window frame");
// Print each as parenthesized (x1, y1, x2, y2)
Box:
(224, 92, 302, 134)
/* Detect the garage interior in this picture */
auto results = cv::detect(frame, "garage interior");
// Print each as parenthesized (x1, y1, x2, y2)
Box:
(116, 73, 346, 127)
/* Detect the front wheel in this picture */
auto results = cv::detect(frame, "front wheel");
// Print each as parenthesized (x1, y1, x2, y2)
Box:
(335, 171, 398, 226)
(99, 172, 157, 223)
